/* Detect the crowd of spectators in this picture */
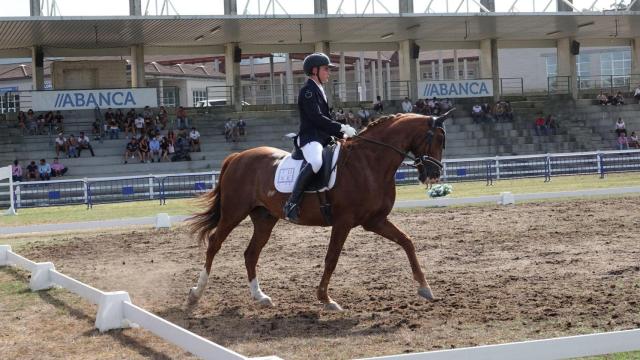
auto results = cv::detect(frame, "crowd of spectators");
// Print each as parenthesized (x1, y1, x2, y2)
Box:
(614, 117, 639, 150)
(17, 109, 65, 135)
(597, 91, 625, 106)
(11, 157, 67, 182)
(533, 114, 559, 136)
(223, 118, 247, 142)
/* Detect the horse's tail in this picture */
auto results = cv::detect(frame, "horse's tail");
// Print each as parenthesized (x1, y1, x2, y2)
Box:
(190, 152, 239, 246)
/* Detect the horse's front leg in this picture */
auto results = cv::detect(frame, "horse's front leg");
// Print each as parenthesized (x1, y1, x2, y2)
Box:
(317, 223, 352, 311)
(363, 218, 434, 301)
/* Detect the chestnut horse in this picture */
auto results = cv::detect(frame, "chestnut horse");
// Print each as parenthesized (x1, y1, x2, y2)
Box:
(188, 110, 451, 311)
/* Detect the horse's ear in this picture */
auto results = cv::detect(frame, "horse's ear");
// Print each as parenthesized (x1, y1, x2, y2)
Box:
(433, 107, 455, 127)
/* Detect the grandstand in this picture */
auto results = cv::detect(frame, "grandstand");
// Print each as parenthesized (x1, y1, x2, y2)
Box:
(2, 96, 640, 179)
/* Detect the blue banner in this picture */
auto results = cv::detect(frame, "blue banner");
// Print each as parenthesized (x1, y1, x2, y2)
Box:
(418, 80, 493, 98)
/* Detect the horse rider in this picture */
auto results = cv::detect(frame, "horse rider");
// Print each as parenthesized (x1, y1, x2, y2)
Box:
(283, 52, 357, 222)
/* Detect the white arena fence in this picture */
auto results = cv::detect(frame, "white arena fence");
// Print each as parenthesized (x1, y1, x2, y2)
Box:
(0, 245, 281, 360)
(2, 149, 639, 211)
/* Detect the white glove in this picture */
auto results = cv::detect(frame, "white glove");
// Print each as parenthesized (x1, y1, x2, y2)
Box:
(340, 124, 357, 138)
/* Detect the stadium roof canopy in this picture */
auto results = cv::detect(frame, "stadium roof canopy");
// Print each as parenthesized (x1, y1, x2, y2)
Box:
(1, 12, 639, 57)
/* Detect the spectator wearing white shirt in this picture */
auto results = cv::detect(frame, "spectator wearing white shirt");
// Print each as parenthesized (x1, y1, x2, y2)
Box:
(471, 104, 483, 123)
(401, 97, 413, 113)
(634, 85, 640, 103)
(54, 133, 67, 157)
(77, 131, 95, 157)
(134, 114, 145, 137)
(189, 127, 201, 152)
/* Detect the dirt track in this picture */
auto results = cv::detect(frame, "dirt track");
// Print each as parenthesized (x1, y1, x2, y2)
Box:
(3, 197, 640, 359)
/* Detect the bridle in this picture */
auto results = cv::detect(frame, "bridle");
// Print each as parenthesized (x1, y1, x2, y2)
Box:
(352, 114, 447, 180)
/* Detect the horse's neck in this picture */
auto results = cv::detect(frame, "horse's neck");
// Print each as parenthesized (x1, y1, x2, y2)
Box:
(345, 124, 412, 174)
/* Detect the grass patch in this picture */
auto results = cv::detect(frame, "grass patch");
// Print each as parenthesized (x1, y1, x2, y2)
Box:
(1, 173, 638, 228)
(576, 351, 640, 359)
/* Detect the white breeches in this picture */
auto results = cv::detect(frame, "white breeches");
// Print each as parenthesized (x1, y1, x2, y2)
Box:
(299, 141, 323, 173)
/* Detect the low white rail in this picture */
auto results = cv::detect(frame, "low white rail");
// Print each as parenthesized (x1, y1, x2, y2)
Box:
(0, 245, 280, 360)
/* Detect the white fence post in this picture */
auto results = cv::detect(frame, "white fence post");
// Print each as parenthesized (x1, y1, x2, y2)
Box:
(96, 291, 133, 332)
(0, 245, 9, 266)
(29, 262, 55, 291)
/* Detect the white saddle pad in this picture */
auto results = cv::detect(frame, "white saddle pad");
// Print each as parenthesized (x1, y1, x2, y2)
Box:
(274, 142, 341, 194)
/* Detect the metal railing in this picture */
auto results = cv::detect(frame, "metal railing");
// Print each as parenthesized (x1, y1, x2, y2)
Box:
(548, 76, 572, 95)
(3, 150, 640, 211)
(383, 81, 411, 100)
(205, 86, 234, 107)
(576, 74, 640, 96)
(500, 77, 524, 95)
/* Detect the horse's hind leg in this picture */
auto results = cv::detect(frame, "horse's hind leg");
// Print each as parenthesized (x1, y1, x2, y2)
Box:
(187, 215, 246, 306)
(245, 207, 278, 307)
(363, 218, 434, 301)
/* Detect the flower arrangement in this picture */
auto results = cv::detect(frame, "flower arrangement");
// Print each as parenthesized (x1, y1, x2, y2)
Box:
(427, 183, 452, 198)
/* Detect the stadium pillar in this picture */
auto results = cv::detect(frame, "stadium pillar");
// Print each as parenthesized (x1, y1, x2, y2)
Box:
(556, 0, 573, 12)
(129, 0, 142, 16)
(557, 38, 578, 99)
(130, 45, 145, 88)
(359, 52, 367, 101)
(385, 61, 391, 99)
(30, 0, 41, 16)
(480, 39, 500, 101)
(339, 52, 346, 102)
(315, 41, 333, 101)
(631, 38, 640, 83)
(226, 43, 242, 111)
(224, 0, 237, 15)
(371, 61, 377, 101)
(377, 52, 383, 100)
(399, 0, 413, 13)
(453, 49, 459, 80)
(269, 55, 276, 104)
(285, 53, 294, 104)
(314, 0, 328, 15)
(398, 40, 418, 101)
(480, 0, 495, 12)
(31, 46, 44, 91)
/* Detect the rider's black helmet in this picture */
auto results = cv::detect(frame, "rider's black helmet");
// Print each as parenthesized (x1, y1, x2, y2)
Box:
(303, 53, 334, 76)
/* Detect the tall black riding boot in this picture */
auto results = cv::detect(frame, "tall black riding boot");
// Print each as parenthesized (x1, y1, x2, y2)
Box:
(283, 163, 316, 222)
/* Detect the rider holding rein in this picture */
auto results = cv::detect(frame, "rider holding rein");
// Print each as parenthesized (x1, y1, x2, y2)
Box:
(283, 53, 357, 222)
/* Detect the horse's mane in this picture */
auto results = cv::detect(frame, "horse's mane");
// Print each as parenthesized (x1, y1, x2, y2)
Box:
(358, 113, 405, 135)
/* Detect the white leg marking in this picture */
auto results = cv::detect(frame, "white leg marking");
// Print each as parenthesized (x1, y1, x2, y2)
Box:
(249, 278, 274, 307)
(190, 269, 209, 299)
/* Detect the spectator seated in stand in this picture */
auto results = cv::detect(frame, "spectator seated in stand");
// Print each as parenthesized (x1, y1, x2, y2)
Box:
(51, 158, 67, 177)
(334, 109, 346, 124)
(38, 158, 51, 181)
(237, 118, 247, 139)
(172, 134, 191, 162)
(91, 119, 101, 140)
(534, 114, 548, 136)
(346, 110, 360, 129)
(26, 109, 37, 135)
(134, 113, 145, 138)
(373, 96, 384, 114)
(481, 103, 494, 122)
(545, 114, 559, 135)
(115, 109, 125, 130)
(149, 135, 162, 162)
(17, 111, 27, 135)
(44, 111, 54, 132)
(189, 127, 201, 152)
(439, 98, 452, 113)
(628, 131, 639, 149)
(160, 136, 170, 162)
(26, 161, 38, 181)
(54, 133, 67, 157)
(123, 138, 141, 164)
(414, 99, 427, 115)
(471, 104, 483, 123)
(224, 119, 236, 142)
(108, 117, 120, 139)
(176, 106, 189, 130)
(12, 160, 23, 182)
(158, 105, 168, 130)
(77, 131, 95, 157)
(597, 91, 609, 106)
(613, 91, 625, 106)
(357, 106, 371, 127)
(54, 111, 64, 133)
(617, 133, 629, 150)
(66, 134, 78, 158)
(401, 97, 413, 113)
(634, 85, 640, 104)
(138, 136, 150, 163)
(615, 117, 627, 137)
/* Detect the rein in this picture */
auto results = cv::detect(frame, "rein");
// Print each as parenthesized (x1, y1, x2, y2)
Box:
(351, 133, 442, 171)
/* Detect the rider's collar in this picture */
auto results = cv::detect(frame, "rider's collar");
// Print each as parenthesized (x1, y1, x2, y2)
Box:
(309, 77, 324, 89)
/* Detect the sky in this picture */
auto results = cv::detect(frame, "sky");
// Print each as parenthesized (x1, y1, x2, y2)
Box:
(0, 0, 630, 17)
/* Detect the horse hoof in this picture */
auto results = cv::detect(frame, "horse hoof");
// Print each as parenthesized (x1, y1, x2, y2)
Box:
(418, 287, 434, 301)
(323, 301, 344, 312)
(257, 296, 274, 307)
(187, 288, 200, 306)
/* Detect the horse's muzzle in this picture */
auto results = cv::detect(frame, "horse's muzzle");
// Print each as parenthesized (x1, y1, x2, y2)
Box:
(416, 156, 443, 184)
